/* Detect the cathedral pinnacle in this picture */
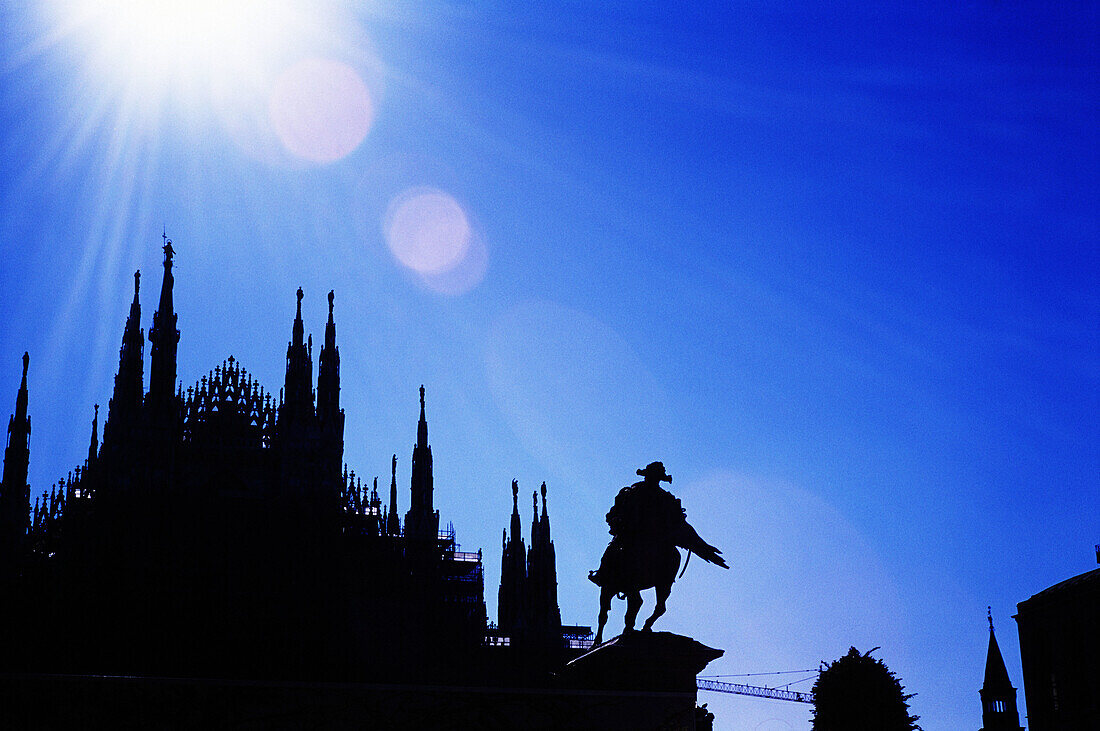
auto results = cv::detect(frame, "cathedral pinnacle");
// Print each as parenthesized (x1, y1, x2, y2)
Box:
(2, 352, 32, 552)
(105, 272, 144, 444)
(293, 287, 304, 346)
(88, 404, 99, 465)
(387, 454, 399, 535)
(417, 385, 428, 447)
(12, 352, 30, 434)
(149, 236, 180, 402)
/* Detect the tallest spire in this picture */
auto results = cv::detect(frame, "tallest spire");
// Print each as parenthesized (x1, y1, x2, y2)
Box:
(417, 384, 428, 447)
(405, 385, 437, 543)
(293, 286, 304, 347)
(4, 353, 31, 464)
(148, 237, 179, 403)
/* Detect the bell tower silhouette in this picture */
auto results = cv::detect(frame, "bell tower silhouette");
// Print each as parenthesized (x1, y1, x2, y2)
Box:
(980, 608, 1024, 731)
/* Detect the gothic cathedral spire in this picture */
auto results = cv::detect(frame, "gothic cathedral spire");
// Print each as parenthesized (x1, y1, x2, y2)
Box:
(282, 287, 314, 421)
(317, 290, 341, 424)
(148, 237, 179, 403)
(316, 290, 344, 493)
(404, 385, 437, 543)
(980, 609, 1023, 731)
(387, 454, 400, 536)
(1, 353, 32, 570)
(498, 479, 527, 637)
(103, 271, 143, 445)
(526, 481, 562, 642)
(87, 404, 99, 466)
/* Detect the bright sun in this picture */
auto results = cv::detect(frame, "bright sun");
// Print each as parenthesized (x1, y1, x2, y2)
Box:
(38, 1, 378, 163)
(50, 0, 313, 106)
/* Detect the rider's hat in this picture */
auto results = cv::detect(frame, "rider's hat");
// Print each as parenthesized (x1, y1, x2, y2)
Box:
(637, 461, 672, 483)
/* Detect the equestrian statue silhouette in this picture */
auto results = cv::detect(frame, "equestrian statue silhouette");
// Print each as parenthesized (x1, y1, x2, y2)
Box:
(589, 462, 727, 644)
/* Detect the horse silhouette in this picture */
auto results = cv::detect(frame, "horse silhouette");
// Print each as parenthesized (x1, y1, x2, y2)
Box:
(592, 520, 726, 645)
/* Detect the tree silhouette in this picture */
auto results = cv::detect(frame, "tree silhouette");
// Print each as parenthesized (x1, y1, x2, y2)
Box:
(812, 647, 920, 731)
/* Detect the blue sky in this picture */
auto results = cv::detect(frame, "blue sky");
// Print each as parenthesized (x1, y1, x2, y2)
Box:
(1, 2, 1096, 728)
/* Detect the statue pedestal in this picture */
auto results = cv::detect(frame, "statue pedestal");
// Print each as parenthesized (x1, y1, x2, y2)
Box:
(562, 631, 723, 693)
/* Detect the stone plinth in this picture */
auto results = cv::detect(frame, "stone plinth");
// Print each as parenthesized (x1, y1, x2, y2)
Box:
(562, 631, 723, 693)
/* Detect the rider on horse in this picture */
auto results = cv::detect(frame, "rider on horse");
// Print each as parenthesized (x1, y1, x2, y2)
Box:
(589, 461, 686, 592)
(589, 462, 727, 643)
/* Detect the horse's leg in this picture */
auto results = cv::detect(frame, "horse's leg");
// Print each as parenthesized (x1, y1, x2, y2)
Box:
(624, 591, 643, 634)
(642, 582, 672, 632)
(595, 587, 613, 645)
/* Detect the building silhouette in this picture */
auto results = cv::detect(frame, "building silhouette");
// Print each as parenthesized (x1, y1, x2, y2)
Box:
(0, 242, 574, 682)
(980, 609, 1024, 731)
(1015, 557, 1100, 731)
(497, 479, 564, 648)
(0, 242, 730, 728)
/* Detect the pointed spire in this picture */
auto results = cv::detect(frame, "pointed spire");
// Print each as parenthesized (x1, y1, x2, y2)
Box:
(4, 352, 31, 460)
(406, 386, 437, 543)
(526, 480, 561, 642)
(510, 479, 521, 541)
(980, 608, 1023, 730)
(983, 609, 1014, 692)
(387, 454, 400, 536)
(499, 478, 529, 637)
(87, 404, 99, 465)
(149, 237, 180, 402)
(417, 384, 427, 447)
(539, 481, 551, 544)
(14, 352, 29, 428)
(317, 290, 341, 424)
(282, 287, 314, 421)
(105, 272, 144, 442)
(293, 287, 304, 347)
(2, 353, 33, 559)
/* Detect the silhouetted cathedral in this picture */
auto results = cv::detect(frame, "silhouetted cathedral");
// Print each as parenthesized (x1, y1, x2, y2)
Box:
(0, 242, 572, 682)
(0, 242, 733, 729)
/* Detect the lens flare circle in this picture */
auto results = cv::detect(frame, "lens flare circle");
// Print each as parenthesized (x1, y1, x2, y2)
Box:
(384, 188, 472, 275)
(269, 57, 374, 164)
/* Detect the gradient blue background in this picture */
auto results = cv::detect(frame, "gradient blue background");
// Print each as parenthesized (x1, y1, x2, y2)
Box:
(1, 3, 1096, 728)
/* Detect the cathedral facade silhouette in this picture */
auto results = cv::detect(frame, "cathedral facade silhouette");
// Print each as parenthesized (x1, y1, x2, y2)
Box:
(0, 242, 568, 683)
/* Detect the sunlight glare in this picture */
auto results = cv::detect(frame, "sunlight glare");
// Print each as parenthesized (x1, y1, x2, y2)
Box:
(53, 0, 306, 106)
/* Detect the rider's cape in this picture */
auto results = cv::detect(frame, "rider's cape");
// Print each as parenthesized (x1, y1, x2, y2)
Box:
(673, 521, 728, 569)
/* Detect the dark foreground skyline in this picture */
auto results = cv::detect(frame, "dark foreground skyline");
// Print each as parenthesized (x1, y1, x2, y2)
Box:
(1, 3, 1096, 727)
